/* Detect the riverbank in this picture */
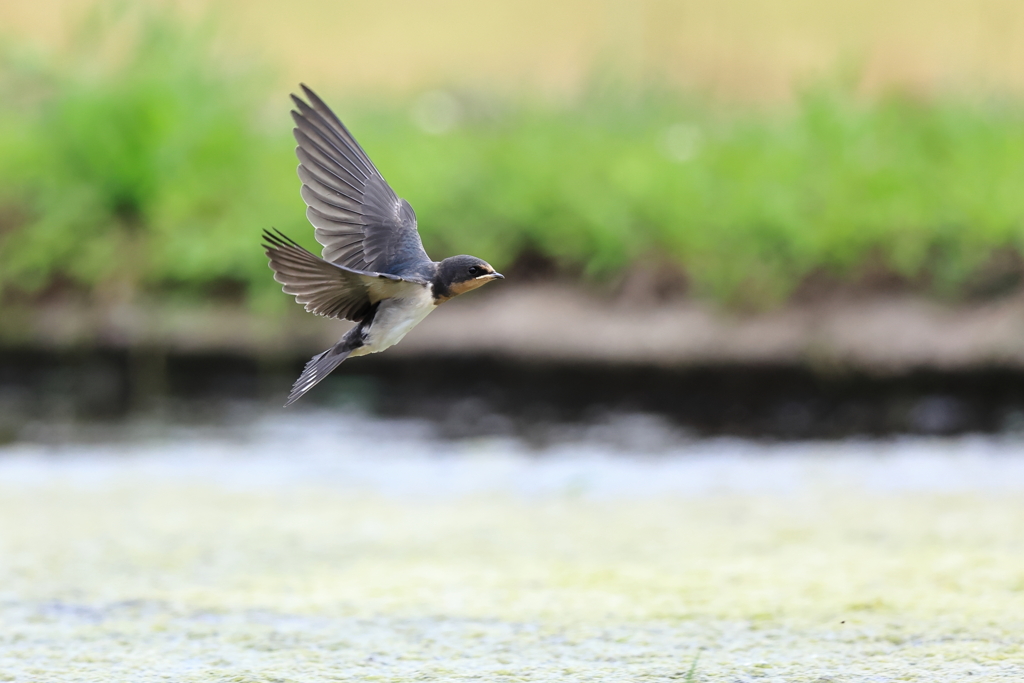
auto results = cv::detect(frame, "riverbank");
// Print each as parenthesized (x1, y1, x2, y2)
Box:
(7, 286, 1024, 439)
(5, 285, 1024, 371)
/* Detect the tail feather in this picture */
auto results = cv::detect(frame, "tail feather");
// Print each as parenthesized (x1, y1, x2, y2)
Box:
(285, 345, 353, 406)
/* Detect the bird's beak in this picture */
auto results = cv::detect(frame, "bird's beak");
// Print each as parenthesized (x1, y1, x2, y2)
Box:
(489, 272, 504, 280)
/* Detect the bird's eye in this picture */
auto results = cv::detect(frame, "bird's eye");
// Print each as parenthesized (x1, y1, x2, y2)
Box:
(468, 266, 482, 276)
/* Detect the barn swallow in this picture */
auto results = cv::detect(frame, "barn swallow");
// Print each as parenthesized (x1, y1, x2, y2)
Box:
(263, 85, 504, 406)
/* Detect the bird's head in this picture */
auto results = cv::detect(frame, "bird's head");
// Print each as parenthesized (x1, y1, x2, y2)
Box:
(432, 255, 504, 302)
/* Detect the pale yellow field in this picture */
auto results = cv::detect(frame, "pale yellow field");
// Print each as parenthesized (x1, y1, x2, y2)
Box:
(3, 0, 1024, 100)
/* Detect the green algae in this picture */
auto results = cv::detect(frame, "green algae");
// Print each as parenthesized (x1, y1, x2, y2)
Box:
(0, 479, 1022, 681)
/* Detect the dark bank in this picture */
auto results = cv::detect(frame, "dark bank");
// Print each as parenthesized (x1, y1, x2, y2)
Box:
(3, 348, 1024, 442)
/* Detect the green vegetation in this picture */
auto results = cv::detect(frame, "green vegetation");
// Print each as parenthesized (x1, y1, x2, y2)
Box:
(0, 6, 297, 308)
(3, 6, 1024, 309)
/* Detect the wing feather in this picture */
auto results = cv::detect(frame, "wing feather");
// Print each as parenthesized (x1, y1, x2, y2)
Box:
(296, 166, 364, 211)
(299, 185, 366, 220)
(292, 85, 433, 278)
(295, 86, 375, 178)
(291, 113, 368, 186)
(262, 229, 424, 322)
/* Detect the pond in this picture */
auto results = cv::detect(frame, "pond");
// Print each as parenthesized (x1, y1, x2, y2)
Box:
(1, 404, 1023, 681)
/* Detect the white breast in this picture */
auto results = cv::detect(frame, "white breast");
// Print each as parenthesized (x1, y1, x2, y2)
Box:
(351, 286, 437, 356)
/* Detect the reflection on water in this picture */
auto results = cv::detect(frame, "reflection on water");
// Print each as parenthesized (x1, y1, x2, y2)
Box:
(7, 350, 1024, 440)
(9, 350, 1024, 440)
(4, 350, 1024, 499)
(4, 406, 1024, 497)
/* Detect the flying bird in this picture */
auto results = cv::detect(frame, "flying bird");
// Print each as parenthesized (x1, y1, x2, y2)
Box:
(263, 85, 503, 406)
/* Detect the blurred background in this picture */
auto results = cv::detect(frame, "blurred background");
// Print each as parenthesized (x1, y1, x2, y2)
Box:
(3, 3, 1024, 680)
(3, 0, 1024, 437)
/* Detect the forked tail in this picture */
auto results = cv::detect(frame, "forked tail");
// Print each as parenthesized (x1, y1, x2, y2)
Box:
(285, 345, 353, 406)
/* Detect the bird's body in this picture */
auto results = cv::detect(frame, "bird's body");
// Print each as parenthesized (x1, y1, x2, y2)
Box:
(351, 286, 437, 358)
(263, 86, 503, 405)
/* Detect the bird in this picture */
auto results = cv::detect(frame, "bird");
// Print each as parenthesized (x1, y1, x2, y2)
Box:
(263, 85, 504, 406)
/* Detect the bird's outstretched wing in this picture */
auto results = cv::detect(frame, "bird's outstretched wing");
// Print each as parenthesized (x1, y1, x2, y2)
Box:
(262, 229, 425, 322)
(291, 85, 433, 278)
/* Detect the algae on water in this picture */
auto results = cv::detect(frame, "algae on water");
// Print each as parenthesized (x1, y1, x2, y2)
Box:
(0, 418, 1022, 681)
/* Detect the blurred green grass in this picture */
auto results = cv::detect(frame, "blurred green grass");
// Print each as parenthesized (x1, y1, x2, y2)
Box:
(2, 6, 1024, 310)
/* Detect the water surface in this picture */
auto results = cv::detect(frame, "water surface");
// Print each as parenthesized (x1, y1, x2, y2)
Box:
(1, 410, 1023, 681)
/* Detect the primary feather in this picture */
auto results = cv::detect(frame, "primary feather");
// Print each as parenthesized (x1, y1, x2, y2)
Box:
(291, 85, 434, 279)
